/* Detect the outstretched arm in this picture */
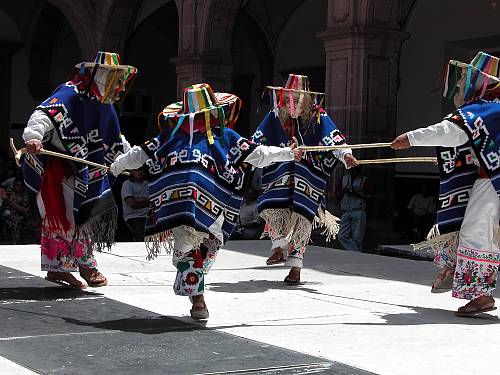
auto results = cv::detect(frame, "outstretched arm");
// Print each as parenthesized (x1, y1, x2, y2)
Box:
(243, 137, 302, 168)
(110, 146, 149, 176)
(330, 147, 358, 169)
(392, 120, 468, 149)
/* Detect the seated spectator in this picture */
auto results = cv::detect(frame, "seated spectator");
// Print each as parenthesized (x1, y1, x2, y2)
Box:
(407, 183, 436, 240)
(232, 168, 264, 240)
(7, 177, 30, 244)
(121, 167, 149, 241)
(1, 164, 18, 190)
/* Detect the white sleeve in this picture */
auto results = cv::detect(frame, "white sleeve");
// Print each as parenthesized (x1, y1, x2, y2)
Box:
(121, 134, 131, 153)
(243, 145, 294, 168)
(407, 120, 469, 147)
(22, 110, 54, 142)
(332, 147, 353, 169)
(110, 146, 149, 176)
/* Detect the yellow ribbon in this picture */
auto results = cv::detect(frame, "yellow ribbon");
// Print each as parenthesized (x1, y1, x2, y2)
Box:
(205, 110, 214, 144)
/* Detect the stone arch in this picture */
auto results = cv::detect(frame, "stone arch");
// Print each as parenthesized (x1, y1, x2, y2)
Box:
(99, 0, 144, 54)
(0, 8, 22, 157)
(234, 8, 274, 85)
(122, 1, 179, 143)
(364, 0, 401, 28)
(197, 0, 242, 56)
(0, 9, 22, 43)
(231, 8, 274, 136)
(28, 2, 75, 100)
(274, 0, 328, 90)
(48, 0, 96, 59)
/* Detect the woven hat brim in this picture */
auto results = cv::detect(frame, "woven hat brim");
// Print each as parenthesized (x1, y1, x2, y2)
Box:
(162, 93, 239, 117)
(449, 60, 500, 84)
(264, 85, 324, 96)
(75, 62, 137, 71)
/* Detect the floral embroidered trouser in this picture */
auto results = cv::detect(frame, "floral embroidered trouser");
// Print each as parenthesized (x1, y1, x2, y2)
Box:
(41, 232, 97, 272)
(172, 226, 221, 296)
(261, 208, 311, 268)
(37, 177, 97, 272)
(434, 179, 500, 300)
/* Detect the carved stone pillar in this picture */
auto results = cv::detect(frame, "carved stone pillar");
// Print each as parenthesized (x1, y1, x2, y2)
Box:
(319, 0, 407, 147)
(172, 55, 236, 95)
(319, 0, 407, 239)
(172, 0, 242, 96)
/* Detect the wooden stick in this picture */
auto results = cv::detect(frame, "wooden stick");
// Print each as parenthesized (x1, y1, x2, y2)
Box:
(356, 157, 437, 165)
(299, 142, 392, 151)
(10, 138, 130, 176)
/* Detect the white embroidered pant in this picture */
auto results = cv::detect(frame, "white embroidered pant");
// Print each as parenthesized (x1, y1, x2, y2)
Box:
(436, 178, 500, 300)
(263, 208, 310, 268)
(37, 176, 97, 272)
(171, 226, 221, 296)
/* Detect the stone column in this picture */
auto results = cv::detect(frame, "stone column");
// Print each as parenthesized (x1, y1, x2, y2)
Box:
(172, 55, 236, 95)
(319, 0, 408, 243)
(319, 0, 407, 149)
(0, 43, 20, 158)
(172, 0, 242, 96)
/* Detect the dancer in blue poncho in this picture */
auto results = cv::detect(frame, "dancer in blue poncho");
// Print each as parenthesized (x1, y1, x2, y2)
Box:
(253, 74, 358, 284)
(111, 83, 302, 319)
(392, 52, 500, 317)
(22, 51, 137, 289)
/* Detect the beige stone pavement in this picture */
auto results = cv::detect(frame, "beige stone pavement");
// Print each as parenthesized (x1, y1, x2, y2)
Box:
(0, 240, 499, 375)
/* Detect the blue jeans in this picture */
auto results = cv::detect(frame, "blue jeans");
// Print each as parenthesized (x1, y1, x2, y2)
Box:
(338, 209, 366, 252)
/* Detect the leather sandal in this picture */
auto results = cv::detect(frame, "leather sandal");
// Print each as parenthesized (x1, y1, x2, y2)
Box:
(455, 297, 497, 317)
(266, 253, 286, 265)
(284, 270, 300, 285)
(79, 268, 108, 287)
(45, 272, 87, 290)
(189, 297, 209, 320)
(431, 266, 453, 293)
(190, 306, 209, 320)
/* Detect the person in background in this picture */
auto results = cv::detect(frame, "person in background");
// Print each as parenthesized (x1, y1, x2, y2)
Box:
(407, 183, 436, 240)
(121, 167, 149, 241)
(7, 176, 31, 244)
(337, 166, 370, 252)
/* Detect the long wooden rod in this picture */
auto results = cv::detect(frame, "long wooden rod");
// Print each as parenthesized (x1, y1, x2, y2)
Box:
(356, 157, 437, 165)
(299, 142, 392, 151)
(10, 138, 130, 176)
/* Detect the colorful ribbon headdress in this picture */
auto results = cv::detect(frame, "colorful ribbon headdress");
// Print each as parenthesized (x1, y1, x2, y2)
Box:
(159, 83, 242, 145)
(443, 51, 500, 103)
(263, 74, 325, 123)
(76, 51, 138, 103)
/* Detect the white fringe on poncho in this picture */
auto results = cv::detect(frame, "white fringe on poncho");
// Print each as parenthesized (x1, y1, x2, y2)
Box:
(261, 207, 340, 248)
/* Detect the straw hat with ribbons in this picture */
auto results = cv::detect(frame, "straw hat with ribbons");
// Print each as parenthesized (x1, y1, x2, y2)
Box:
(443, 51, 500, 103)
(159, 83, 242, 146)
(263, 74, 325, 123)
(76, 51, 138, 104)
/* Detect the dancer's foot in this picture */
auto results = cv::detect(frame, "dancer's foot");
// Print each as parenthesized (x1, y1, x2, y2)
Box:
(190, 294, 209, 320)
(455, 296, 496, 317)
(45, 271, 87, 290)
(266, 248, 285, 265)
(284, 266, 301, 285)
(79, 267, 108, 287)
(431, 265, 453, 293)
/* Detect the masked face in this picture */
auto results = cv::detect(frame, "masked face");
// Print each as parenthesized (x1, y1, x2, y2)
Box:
(283, 92, 313, 119)
(453, 70, 466, 108)
(93, 68, 127, 104)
